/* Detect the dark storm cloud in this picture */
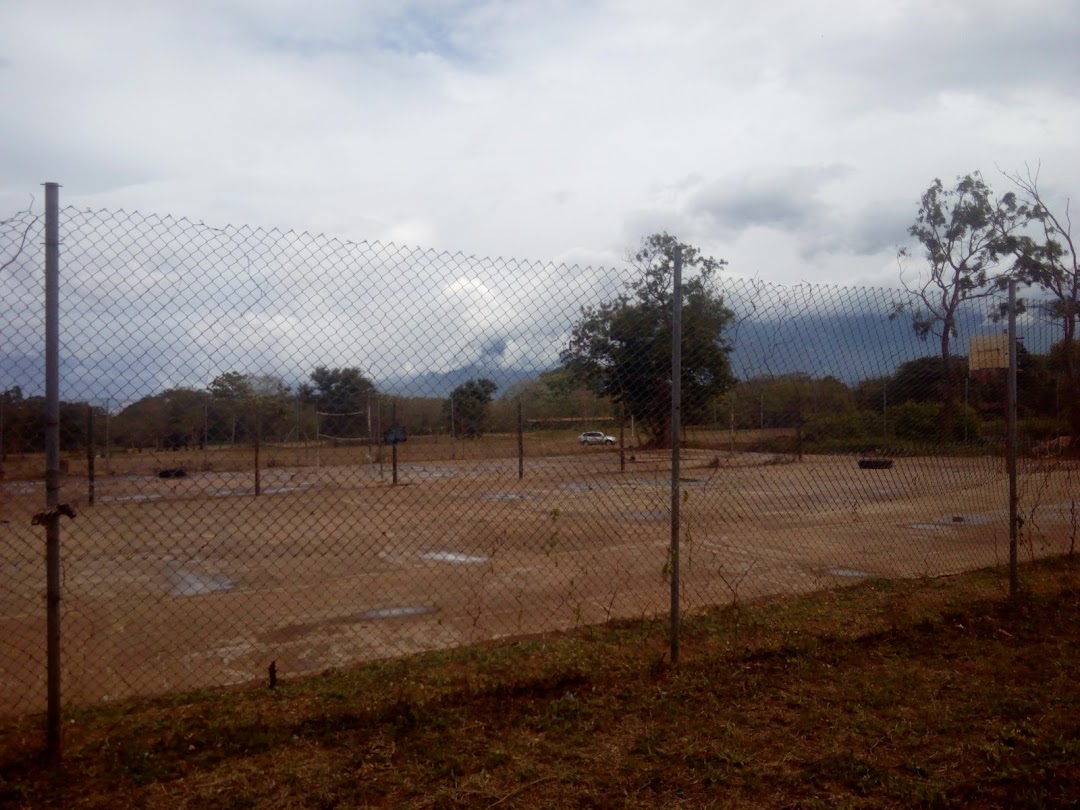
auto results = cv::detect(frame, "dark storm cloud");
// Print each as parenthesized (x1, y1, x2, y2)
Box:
(687, 165, 852, 235)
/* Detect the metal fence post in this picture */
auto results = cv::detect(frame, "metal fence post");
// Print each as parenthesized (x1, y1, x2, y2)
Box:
(517, 400, 524, 480)
(43, 181, 62, 761)
(670, 248, 682, 665)
(86, 404, 94, 506)
(1008, 280, 1019, 601)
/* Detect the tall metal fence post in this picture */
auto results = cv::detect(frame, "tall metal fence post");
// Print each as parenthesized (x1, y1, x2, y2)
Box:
(391, 399, 398, 485)
(517, 400, 524, 480)
(86, 404, 94, 506)
(670, 248, 683, 665)
(1008, 280, 1019, 601)
(44, 181, 62, 761)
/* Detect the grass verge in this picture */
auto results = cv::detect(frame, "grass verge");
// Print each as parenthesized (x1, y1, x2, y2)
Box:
(2, 558, 1079, 808)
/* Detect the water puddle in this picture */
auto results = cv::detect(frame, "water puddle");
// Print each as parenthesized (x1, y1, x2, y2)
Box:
(624, 510, 667, 522)
(397, 466, 457, 480)
(209, 483, 315, 497)
(483, 492, 531, 501)
(2, 483, 42, 495)
(560, 481, 617, 492)
(167, 567, 234, 596)
(359, 606, 436, 619)
(934, 513, 996, 526)
(908, 514, 998, 531)
(826, 567, 870, 578)
(420, 550, 489, 565)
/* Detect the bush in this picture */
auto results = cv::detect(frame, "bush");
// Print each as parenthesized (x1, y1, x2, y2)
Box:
(803, 411, 879, 445)
(890, 401, 980, 443)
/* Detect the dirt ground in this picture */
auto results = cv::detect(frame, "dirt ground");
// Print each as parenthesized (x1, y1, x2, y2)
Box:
(1, 439, 1076, 715)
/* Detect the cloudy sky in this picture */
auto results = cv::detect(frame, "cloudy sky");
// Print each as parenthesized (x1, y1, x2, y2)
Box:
(2, 0, 1078, 290)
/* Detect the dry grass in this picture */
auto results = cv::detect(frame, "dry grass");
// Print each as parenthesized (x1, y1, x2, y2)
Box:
(2, 557, 1079, 808)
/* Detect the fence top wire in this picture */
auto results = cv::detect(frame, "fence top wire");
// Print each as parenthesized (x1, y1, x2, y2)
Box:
(0, 203, 1068, 409)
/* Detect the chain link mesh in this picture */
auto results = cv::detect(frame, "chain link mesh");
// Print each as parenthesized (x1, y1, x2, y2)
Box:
(1, 205, 1076, 715)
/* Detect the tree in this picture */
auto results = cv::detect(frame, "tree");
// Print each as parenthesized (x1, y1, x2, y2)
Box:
(1, 204, 36, 275)
(446, 378, 498, 439)
(500, 368, 609, 424)
(1003, 165, 1080, 442)
(561, 233, 735, 447)
(306, 367, 377, 438)
(112, 388, 207, 450)
(893, 173, 1032, 439)
(208, 372, 254, 444)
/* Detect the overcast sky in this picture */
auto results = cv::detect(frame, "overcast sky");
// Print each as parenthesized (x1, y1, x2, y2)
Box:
(2, 0, 1078, 290)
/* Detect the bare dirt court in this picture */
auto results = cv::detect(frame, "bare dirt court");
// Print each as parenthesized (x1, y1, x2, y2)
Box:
(1, 443, 1076, 715)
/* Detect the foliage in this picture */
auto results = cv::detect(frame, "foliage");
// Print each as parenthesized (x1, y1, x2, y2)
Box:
(802, 410, 881, 446)
(886, 355, 966, 406)
(895, 173, 1031, 347)
(894, 173, 1033, 436)
(561, 233, 735, 446)
(889, 400, 980, 444)
(1004, 166, 1080, 345)
(0, 387, 107, 455)
(1000, 165, 1080, 439)
(207, 373, 293, 445)
(446, 378, 498, 438)
(305, 366, 377, 438)
(500, 368, 610, 426)
(111, 388, 205, 450)
(722, 375, 855, 433)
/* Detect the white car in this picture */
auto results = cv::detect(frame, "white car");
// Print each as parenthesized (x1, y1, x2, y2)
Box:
(579, 431, 616, 445)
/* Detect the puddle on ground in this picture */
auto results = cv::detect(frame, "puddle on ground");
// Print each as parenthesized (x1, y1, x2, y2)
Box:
(209, 483, 315, 497)
(1042, 502, 1080, 522)
(2, 483, 42, 495)
(624, 510, 667, 522)
(396, 466, 457, 480)
(167, 568, 234, 596)
(360, 606, 436, 619)
(907, 514, 998, 531)
(559, 481, 618, 492)
(483, 492, 531, 501)
(420, 550, 489, 565)
(826, 567, 870, 578)
(934, 513, 997, 526)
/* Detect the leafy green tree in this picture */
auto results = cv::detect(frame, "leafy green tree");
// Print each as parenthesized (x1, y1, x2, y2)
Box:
(893, 172, 1032, 438)
(306, 367, 377, 438)
(561, 233, 735, 447)
(208, 372, 254, 444)
(886, 356, 966, 407)
(500, 368, 609, 424)
(113, 388, 207, 450)
(207, 372, 293, 445)
(446, 378, 498, 439)
(1, 386, 24, 458)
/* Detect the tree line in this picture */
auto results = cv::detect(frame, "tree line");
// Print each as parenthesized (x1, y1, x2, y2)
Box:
(2, 164, 1076, 459)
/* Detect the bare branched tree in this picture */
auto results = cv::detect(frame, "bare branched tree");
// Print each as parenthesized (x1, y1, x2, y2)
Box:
(0, 199, 38, 275)
(1001, 163, 1080, 441)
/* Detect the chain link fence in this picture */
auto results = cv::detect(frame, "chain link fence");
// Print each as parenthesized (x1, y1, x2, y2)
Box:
(1, 199, 1077, 721)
